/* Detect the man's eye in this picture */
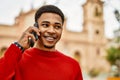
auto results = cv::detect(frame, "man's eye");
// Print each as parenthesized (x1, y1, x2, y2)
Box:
(55, 26, 61, 29)
(42, 24, 49, 27)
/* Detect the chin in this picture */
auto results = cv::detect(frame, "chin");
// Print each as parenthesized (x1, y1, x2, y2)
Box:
(44, 45, 55, 49)
(43, 42, 56, 49)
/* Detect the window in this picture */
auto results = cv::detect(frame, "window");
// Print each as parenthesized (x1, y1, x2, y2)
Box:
(95, 30, 99, 35)
(94, 7, 102, 17)
(74, 51, 81, 62)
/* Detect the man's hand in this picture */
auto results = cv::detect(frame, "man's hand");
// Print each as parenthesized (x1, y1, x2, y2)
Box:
(17, 26, 40, 49)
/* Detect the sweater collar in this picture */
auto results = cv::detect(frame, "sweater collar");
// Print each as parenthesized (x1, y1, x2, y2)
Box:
(26, 48, 59, 57)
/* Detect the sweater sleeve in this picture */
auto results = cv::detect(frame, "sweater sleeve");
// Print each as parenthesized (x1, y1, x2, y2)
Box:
(0, 44, 22, 80)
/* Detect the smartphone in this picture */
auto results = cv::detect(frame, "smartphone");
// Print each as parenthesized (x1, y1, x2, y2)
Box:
(29, 23, 39, 47)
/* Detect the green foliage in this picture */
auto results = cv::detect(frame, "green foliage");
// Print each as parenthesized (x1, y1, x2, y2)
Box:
(115, 37, 120, 43)
(88, 68, 100, 77)
(106, 47, 120, 65)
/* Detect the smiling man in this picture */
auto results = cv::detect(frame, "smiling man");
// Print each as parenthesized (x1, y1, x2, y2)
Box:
(0, 5, 83, 80)
(36, 12, 63, 51)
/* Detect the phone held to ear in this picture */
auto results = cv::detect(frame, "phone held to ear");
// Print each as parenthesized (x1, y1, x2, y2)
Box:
(29, 23, 39, 47)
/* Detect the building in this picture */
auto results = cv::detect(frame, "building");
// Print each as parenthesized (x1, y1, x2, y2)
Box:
(0, 0, 110, 72)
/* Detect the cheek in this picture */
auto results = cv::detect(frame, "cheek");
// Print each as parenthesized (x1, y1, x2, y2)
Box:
(57, 31, 62, 38)
(59, 30, 63, 35)
(39, 27, 44, 32)
(39, 28, 45, 35)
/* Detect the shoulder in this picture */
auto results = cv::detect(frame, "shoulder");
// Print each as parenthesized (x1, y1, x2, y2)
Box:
(57, 51, 80, 66)
(57, 51, 82, 73)
(22, 48, 36, 57)
(23, 48, 36, 54)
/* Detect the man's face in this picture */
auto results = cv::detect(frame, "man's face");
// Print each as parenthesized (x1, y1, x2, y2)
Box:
(37, 13, 63, 49)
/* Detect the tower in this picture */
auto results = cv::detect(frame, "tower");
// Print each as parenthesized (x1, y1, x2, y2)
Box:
(82, 0, 109, 71)
(83, 0, 104, 42)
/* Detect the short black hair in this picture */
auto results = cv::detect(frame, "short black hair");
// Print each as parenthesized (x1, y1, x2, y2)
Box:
(35, 5, 64, 24)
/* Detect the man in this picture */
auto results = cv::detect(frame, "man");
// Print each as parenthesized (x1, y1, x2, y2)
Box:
(0, 5, 83, 80)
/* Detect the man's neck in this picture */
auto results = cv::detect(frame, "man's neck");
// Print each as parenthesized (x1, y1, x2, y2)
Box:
(34, 41, 56, 52)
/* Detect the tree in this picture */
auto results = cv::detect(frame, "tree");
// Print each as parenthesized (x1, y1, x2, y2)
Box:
(106, 47, 120, 77)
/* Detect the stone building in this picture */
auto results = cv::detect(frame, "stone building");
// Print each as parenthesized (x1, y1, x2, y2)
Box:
(0, 0, 110, 72)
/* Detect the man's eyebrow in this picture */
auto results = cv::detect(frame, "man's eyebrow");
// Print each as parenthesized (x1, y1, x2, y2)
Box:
(42, 21, 62, 25)
(42, 21, 50, 23)
(55, 22, 62, 25)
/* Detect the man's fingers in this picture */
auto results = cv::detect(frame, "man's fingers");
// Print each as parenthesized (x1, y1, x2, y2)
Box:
(18, 26, 40, 49)
(27, 26, 40, 36)
(26, 32, 36, 42)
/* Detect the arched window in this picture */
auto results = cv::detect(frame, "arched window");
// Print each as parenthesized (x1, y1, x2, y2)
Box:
(74, 51, 81, 62)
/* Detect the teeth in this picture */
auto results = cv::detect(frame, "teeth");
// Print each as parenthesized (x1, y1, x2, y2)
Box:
(46, 37, 54, 41)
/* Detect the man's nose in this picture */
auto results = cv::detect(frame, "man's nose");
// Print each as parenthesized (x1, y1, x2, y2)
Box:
(48, 26, 55, 33)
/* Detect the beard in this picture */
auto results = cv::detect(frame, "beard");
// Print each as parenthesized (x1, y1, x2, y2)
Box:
(38, 31, 61, 49)
(44, 45, 55, 49)
(38, 35, 56, 49)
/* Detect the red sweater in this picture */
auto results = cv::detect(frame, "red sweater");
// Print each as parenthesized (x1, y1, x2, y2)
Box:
(0, 44, 83, 80)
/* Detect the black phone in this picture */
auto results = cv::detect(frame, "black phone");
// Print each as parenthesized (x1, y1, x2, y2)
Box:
(29, 23, 39, 47)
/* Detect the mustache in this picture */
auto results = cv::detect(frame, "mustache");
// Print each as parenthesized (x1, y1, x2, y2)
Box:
(45, 34, 57, 39)
(41, 32, 57, 39)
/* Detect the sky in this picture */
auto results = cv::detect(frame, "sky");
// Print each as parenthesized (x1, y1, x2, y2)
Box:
(0, 0, 120, 39)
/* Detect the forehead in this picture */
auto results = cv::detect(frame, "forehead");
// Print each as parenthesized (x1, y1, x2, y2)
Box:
(37, 13, 62, 24)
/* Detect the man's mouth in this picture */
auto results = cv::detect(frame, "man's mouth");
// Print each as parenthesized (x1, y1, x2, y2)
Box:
(44, 36, 57, 42)
(45, 36, 55, 41)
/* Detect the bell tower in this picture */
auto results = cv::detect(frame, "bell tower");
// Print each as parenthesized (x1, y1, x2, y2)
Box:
(83, 0, 104, 42)
(81, 0, 110, 71)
